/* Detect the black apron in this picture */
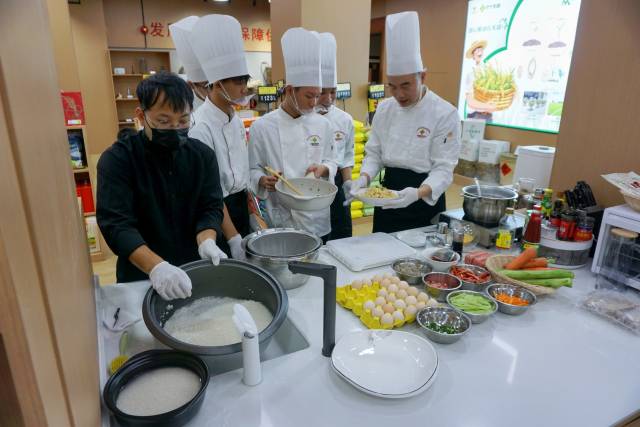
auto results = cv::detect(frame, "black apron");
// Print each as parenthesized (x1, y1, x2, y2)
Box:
(372, 167, 446, 234)
(329, 172, 353, 241)
(217, 190, 250, 257)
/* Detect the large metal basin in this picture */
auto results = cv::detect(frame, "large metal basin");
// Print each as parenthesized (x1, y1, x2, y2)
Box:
(242, 228, 322, 290)
(461, 185, 518, 227)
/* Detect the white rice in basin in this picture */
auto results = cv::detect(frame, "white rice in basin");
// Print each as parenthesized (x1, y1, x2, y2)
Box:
(116, 367, 201, 416)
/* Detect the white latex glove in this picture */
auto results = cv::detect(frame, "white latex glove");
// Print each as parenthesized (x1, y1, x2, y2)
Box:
(345, 175, 369, 200)
(149, 261, 192, 300)
(341, 180, 353, 206)
(382, 187, 420, 209)
(198, 238, 228, 265)
(228, 234, 246, 261)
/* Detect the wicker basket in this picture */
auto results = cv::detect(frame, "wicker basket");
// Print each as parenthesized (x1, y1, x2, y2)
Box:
(473, 84, 516, 111)
(621, 190, 640, 213)
(485, 255, 556, 296)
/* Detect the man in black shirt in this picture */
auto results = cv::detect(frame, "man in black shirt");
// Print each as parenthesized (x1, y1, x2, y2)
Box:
(97, 72, 227, 300)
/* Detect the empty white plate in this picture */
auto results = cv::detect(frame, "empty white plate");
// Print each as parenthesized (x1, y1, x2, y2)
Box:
(397, 230, 427, 248)
(331, 330, 438, 398)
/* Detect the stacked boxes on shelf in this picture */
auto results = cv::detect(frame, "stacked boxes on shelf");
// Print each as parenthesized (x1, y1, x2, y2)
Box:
(351, 120, 370, 219)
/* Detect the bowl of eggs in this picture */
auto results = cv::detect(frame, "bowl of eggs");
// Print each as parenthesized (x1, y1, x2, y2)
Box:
(342, 273, 438, 330)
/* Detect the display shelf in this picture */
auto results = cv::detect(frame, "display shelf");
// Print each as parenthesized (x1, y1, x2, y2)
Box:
(66, 125, 86, 130)
(112, 74, 144, 77)
(118, 121, 136, 125)
(84, 212, 95, 217)
(116, 98, 139, 102)
(73, 168, 89, 174)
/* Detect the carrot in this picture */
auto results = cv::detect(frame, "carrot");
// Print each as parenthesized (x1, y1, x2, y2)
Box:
(521, 258, 548, 269)
(504, 247, 537, 270)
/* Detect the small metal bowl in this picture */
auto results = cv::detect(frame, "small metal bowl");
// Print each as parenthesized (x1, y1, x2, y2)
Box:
(446, 290, 497, 324)
(486, 283, 536, 315)
(416, 306, 471, 344)
(449, 264, 492, 292)
(423, 272, 462, 302)
(392, 257, 433, 286)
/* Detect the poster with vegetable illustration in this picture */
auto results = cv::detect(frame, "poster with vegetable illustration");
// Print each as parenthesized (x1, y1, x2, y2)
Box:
(457, 0, 582, 133)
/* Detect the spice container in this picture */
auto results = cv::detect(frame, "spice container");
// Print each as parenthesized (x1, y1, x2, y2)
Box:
(574, 216, 595, 241)
(557, 212, 577, 241)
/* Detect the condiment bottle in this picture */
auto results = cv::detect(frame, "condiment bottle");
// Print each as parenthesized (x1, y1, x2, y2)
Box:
(533, 188, 545, 206)
(522, 205, 542, 250)
(496, 207, 518, 250)
(541, 188, 553, 219)
(452, 228, 464, 258)
(550, 200, 564, 228)
(574, 216, 595, 241)
(557, 211, 577, 241)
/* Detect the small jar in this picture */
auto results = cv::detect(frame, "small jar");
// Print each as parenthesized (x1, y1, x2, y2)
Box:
(574, 216, 595, 241)
(557, 213, 576, 241)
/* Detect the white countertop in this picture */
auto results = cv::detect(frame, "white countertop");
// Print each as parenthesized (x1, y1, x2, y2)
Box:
(96, 246, 640, 427)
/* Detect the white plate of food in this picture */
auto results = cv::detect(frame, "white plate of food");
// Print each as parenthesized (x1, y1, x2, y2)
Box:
(331, 330, 438, 398)
(354, 187, 400, 207)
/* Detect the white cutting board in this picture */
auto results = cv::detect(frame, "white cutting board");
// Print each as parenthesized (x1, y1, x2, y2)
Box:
(325, 232, 415, 272)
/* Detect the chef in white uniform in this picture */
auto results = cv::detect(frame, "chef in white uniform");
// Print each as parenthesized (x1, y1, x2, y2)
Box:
(350, 11, 461, 234)
(315, 32, 355, 240)
(189, 14, 252, 260)
(169, 17, 208, 110)
(249, 28, 337, 242)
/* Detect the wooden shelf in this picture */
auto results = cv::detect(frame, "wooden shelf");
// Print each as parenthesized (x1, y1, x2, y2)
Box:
(73, 168, 89, 174)
(116, 98, 138, 102)
(112, 74, 143, 77)
(118, 121, 136, 125)
(66, 125, 86, 130)
(84, 212, 95, 217)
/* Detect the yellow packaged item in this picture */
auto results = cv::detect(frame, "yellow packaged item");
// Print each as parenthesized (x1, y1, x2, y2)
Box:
(353, 120, 364, 131)
(350, 209, 363, 219)
(355, 143, 365, 155)
(354, 154, 364, 164)
(351, 201, 364, 210)
(354, 132, 367, 143)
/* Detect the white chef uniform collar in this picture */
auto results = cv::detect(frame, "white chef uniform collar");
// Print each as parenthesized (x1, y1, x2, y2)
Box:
(169, 16, 207, 83)
(385, 11, 424, 76)
(319, 32, 338, 88)
(190, 14, 249, 84)
(282, 27, 322, 87)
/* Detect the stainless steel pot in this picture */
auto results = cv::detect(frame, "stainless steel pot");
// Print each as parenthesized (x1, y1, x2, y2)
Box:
(461, 185, 518, 227)
(242, 228, 322, 290)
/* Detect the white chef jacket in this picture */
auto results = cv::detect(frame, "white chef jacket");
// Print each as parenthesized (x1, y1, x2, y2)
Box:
(361, 89, 461, 205)
(249, 108, 338, 237)
(189, 98, 249, 198)
(324, 105, 355, 170)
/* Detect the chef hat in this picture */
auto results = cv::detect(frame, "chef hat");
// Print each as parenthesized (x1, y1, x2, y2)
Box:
(282, 28, 322, 87)
(169, 16, 207, 83)
(385, 11, 424, 76)
(190, 14, 249, 84)
(319, 33, 338, 88)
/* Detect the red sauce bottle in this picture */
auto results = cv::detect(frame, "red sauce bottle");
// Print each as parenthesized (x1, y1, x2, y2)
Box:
(522, 205, 542, 250)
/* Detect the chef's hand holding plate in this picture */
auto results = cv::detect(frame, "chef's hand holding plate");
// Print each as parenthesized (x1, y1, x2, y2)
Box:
(382, 187, 420, 209)
(345, 175, 369, 205)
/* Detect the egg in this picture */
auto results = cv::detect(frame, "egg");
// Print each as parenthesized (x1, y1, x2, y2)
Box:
(382, 303, 395, 314)
(388, 284, 399, 294)
(390, 276, 400, 284)
(407, 287, 419, 296)
(399, 281, 409, 289)
(377, 289, 388, 298)
(394, 299, 406, 310)
(393, 310, 405, 322)
(380, 278, 391, 288)
(417, 292, 429, 302)
(372, 275, 382, 283)
(375, 296, 386, 306)
(363, 300, 375, 311)
(383, 273, 392, 279)
(351, 280, 363, 290)
(386, 293, 397, 303)
(372, 307, 384, 318)
(381, 313, 394, 325)
(416, 301, 426, 310)
(426, 298, 439, 308)
(397, 289, 408, 299)
(405, 295, 418, 305)
(363, 279, 373, 287)
(405, 305, 418, 317)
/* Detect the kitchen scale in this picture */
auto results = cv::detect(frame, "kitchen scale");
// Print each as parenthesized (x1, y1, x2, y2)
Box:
(438, 208, 526, 248)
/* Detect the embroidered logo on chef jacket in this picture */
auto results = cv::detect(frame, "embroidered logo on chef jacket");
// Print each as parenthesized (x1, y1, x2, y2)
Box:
(307, 135, 321, 146)
(333, 131, 345, 144)
(416, 127, 431, 138)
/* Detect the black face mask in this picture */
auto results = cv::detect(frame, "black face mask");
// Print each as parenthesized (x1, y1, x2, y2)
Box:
(144, 115, 189, 150)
